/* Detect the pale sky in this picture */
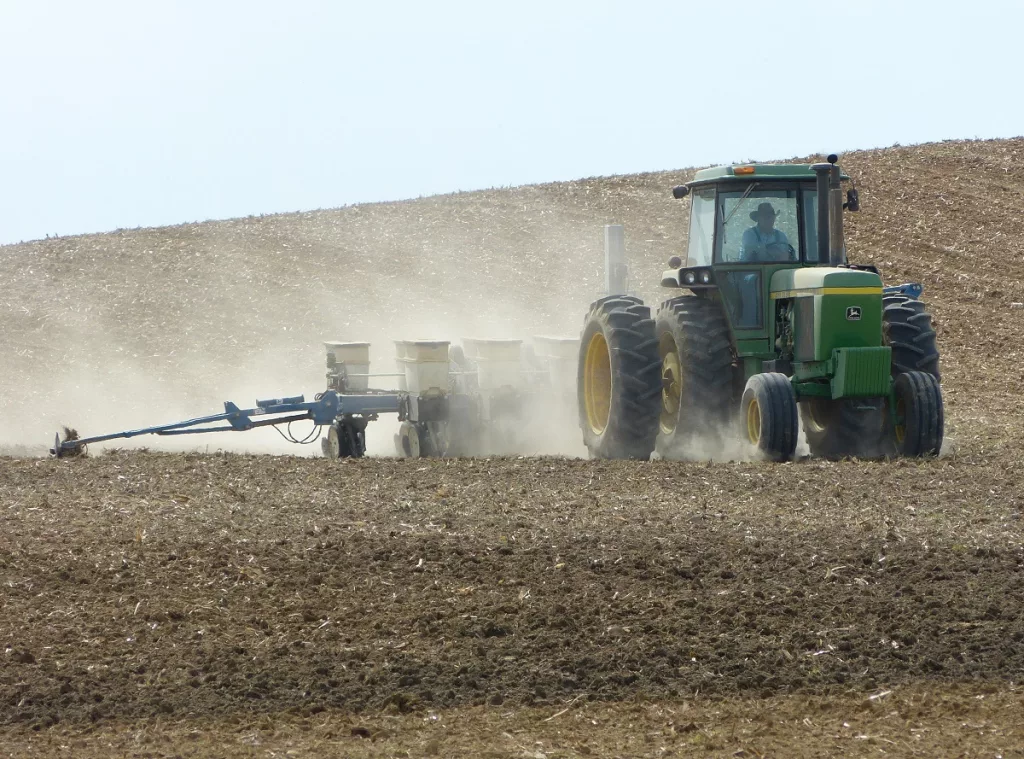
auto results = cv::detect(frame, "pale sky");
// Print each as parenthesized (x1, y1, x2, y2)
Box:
(2, 0, 1021, 245)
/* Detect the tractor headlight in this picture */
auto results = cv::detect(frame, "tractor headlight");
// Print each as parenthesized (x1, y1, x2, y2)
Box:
(700, 270, 712, 284)
(684, 271, 696, 284)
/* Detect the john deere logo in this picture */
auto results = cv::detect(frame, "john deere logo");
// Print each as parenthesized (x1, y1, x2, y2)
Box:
(846, 306, 862, 321)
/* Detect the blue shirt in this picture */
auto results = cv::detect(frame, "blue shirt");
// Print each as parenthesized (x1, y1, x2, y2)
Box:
(740, 226, 792, 262)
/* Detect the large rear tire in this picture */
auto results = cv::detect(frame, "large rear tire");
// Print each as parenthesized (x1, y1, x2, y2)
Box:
(577, 296, 661, 459)
(883, 294, 940, 378)
(654, 296, 736, 457)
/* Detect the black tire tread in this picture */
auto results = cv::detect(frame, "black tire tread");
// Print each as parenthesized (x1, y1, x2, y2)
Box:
(578, 298, 661, 459)
(883, 295, 940, 378)
(654, 296, 736, 455)
(894, 371, 944, 456)
(743, 373, 798, 461)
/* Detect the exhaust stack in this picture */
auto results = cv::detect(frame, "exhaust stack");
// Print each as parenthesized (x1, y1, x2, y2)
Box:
(811, 154, 846, 266)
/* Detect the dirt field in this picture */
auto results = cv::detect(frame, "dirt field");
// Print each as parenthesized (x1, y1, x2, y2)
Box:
(2, 453, 1023, 756)
(3, 138, 1024, 755)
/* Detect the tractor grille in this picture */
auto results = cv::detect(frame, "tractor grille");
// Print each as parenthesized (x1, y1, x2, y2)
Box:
(831, 346, 892, 398)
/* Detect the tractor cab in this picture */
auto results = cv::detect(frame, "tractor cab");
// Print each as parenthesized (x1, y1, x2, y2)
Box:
(662, 161, 857, 333)
(673, 165, 835, 267)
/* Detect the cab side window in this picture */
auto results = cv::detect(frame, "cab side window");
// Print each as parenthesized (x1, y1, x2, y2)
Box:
(686, 188, 715, 267)
(802, 189, 822, 263)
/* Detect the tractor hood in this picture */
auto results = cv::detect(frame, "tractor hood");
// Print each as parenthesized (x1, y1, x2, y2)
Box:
(770, 267, 884, 363)
(769, 267, 882, 299)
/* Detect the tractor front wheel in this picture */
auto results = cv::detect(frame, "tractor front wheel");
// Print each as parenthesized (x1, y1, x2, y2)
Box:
(741, 373, 798, 461)
(578, 296, 661, 459)
(890, 371, 944, 457)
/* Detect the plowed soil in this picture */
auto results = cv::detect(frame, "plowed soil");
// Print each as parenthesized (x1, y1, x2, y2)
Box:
(3, 138, 1024, 756)
(3, 454, 1023, 756)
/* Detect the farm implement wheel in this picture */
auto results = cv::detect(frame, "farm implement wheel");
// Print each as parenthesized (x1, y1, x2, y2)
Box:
(395, 421, 421, 458)
(741, 373, 798, 461)
(322, 426, 342, 458)
(395, 421, 449, 458)
(654, 296, 735, 457)
(577, 296, 661, 459)
(322, 420, 366, 459)
(890, 371, 944, 457)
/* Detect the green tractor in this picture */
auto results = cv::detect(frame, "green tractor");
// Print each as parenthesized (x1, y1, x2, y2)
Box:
(578, 155, 942, 461)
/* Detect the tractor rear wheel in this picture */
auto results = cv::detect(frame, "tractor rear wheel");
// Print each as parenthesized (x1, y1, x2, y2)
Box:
(578, 296, 661, 459)
(883, 294, 940, 378)
(891, 371, 943, 456)
(741, 373, 798, 461)
(654, 296, 736, 457)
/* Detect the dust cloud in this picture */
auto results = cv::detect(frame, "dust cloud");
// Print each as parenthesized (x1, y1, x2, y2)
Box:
(0, 197, 812, 464)
(0, 189, 650, 459)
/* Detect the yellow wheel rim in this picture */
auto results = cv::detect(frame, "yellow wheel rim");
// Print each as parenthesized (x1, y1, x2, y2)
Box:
(659, 334, 682, 434)
(805, 398, 830, 434)
(894, 397, 906, 445)
(746, 397, 762, 445)
(584, 331, 612, 435)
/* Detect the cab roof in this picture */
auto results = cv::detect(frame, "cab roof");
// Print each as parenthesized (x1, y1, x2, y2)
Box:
(690, 163, 849, 186)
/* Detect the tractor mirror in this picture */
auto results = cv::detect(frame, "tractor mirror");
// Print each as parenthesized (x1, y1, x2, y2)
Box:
(668, 255, 682, 268)
(844, 189, 860, 212)
(672, 185, 690, 199)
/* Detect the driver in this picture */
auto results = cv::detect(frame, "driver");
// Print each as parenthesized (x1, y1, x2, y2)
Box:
(739, 202, 792, 262)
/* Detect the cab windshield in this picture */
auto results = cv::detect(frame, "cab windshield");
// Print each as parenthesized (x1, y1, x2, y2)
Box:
(715, 184, 822, 264)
